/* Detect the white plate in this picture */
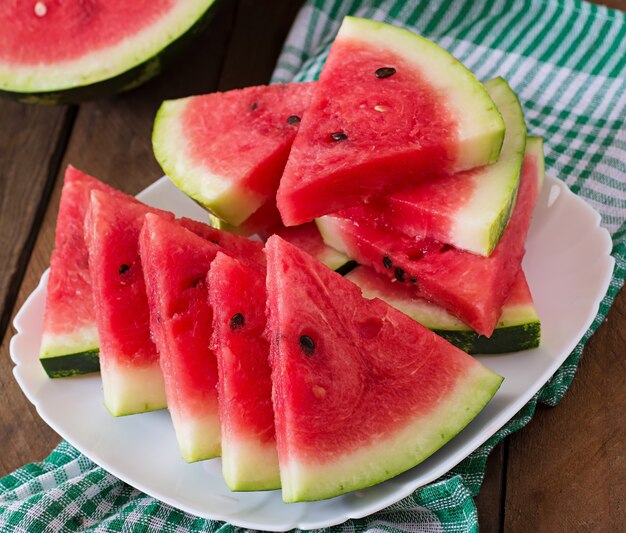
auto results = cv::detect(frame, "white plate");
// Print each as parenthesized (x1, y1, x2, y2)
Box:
(10, 175, 614, 531)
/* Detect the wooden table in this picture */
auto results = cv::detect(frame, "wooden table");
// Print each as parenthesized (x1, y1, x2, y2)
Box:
(1, 1, 624, 531)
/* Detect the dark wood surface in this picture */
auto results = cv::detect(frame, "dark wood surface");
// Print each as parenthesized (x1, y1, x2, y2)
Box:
(1, 1, 624, 531)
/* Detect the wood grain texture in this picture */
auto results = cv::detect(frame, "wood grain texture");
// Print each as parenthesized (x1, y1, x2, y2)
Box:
(475, 442, 507, 532)
(0, 0, 237, 476)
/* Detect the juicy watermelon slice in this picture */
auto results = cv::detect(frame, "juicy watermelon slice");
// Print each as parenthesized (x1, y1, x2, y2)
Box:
(318, 137, 545, 337)
(266, 222, 351, 271)
(0, 1, 218, 104)
(343, 77, 526, 257)
(140, 215, 222, 461)
(347, 267, 541, 354)
(208, 253, 280, 490)
(40, 166, 138, 377)
(153, 82, 314, 226)
(277, 17, 505, 226)
(265, 235, 503, 502)
(85, 190, 174, 416)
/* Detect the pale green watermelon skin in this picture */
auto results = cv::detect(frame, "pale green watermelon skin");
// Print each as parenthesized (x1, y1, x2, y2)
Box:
(265, 235, 503, 503)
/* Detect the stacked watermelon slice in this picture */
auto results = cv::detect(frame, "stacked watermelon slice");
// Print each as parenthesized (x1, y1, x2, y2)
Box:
(38, 16, 546, 502)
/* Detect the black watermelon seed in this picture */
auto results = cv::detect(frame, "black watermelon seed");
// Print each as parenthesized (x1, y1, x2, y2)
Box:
(230, 313, 245, 331)
(409, 276, 417, 284)
(210, 239, 219, 245)
(299, 335, 315, 356)
(250, 101, 258, 111)
(382, 256, 393, 269)
(375, 67, 396, 79)
(287, 115, 301, 125)
(394, 267, 406, 282)
(118, 264, 130, 275)
(330, 132, 348, 142)
(440, 244, 453, 253)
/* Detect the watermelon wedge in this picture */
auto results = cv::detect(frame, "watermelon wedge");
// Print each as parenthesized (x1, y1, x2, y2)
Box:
(39, 166, 130, 377)
(0, 1, 219, 104)
(153, 82, 314, 226)
(277, 17, 505, 226)
(208, 253, 280, 491)
(347, 267, 540, 354)
(317, 137, 545, 337)
(85, 190, 174, 416)
(342, 77, 526, 256)
(140, 214, 223, 461)
(265, 235, 503, 502)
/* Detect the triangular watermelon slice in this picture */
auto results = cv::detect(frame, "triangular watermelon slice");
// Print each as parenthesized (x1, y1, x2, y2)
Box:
(85, 190, 174, 416)
(153, 82, 314, 226)
(208, 253, 280, 490)
(40, 166, 136, 377)
(277, 17, 505, 226)
(317, 137, 545, 336)
(265, 235, 503, 502)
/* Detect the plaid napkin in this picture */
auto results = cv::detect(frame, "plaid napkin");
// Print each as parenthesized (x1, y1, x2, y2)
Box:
(2, 0, 625, 531)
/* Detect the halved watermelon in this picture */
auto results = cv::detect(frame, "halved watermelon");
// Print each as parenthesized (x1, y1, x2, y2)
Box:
(39, 166, 134, 377)
(340, 77, 526, 257)
(85, 190, 174, 416)
(153, 82, 314, 225)
(277, 17, 505, 226)
(317, 137, 545, 336)
(0, 1, 219, 104)
(347, 267, 540, 354)
(265, 235, 503, 502)
(208, 253, 280, 491)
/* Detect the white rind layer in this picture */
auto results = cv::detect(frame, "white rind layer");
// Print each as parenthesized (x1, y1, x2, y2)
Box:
(0, 1, 216, 93)
(339, 17, 505, 171)
(280, 363, 503, 502)
(450, 78, 527, 256)
(221, 436, 281, 491)
(170, 411, 221, 463)
(39, 325, 99, 359)
(101, 359, 167, 417)
(153, 98, 264, 225)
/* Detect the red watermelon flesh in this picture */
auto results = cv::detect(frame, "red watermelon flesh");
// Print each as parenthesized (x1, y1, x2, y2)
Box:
(85, 189, 174, 416)
(153, 82, 315, 226)
(265, 235, 503, 502)
(276, 18, 505, 226)
(317, 138, 544, 336)
(208, 253, 280, 490)
(40, 166, 137, 377)
(140, 214, 224, 462)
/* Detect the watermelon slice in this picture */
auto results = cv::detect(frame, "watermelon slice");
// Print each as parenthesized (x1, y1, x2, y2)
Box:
(39, 166, 136, 377)
(317, 137, 545, 337)
(277, 17, 505, 226)
(341, 77, 526, 256)
(265, 235, 503, 502)
(347, 267, 540, 354)
(85, 190, 174, 416)
(266, 222, 351, 271)
(153, 82, 314, 226)
(0, 1, 219, 104)
(208, 253, 280, 491)
(140, 214, 264, 461)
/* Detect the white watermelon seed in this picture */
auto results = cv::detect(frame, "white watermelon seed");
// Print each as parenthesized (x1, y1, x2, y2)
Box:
(34, 2, 47, 17)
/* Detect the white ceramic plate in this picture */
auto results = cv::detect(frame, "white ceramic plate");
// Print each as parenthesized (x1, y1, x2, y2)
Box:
(10, 175, 614, 531)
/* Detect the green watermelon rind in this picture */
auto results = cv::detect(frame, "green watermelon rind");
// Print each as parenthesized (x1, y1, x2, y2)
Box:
(448, 77, 527, 256)
(346, 267, 541, 354)
(0, 0, 219, 104)
(340, 17, 505, 171)
(39, 348, 100, 378)
(281, 364, 503, 503)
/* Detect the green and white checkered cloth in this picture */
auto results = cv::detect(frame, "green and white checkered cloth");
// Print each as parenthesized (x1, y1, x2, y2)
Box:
(2, 0, 625, 531)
